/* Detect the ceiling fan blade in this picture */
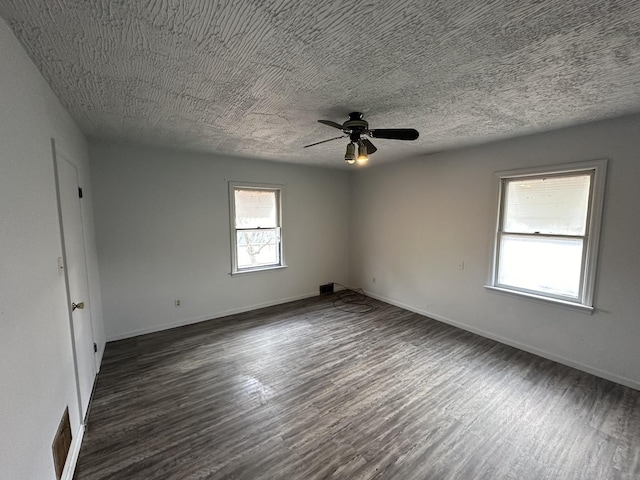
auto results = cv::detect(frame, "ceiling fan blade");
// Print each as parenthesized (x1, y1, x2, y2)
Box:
(318, 119, 345, 130)
(303, 135, 346, 148)
(369, 128, 419, 140)
(362, 138, 377, 154)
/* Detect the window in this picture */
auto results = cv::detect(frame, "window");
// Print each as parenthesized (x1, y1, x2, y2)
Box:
(229, 183, 285, 274)
(488, 160, 607, 312)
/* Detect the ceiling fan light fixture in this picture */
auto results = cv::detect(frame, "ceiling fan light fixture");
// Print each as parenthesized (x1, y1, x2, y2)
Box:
(356, 142, 368, 164)
(345, 142, 356, 164)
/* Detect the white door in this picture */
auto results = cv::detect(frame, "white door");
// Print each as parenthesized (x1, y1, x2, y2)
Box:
(54, 144, 96, 422)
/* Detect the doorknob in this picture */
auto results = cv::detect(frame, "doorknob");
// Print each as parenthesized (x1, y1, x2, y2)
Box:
(71, 302, 85, 311)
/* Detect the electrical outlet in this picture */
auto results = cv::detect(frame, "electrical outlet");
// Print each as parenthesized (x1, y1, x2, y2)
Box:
(175, 299, 181, 307)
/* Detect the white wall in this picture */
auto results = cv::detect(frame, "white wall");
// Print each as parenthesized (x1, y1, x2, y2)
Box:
(0, 18, 104, 480)
(350, 114, 640, 390)
(90, 143, 350, 340)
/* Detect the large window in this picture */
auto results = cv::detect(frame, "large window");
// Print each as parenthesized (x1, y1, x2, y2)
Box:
(488, 160, 607, 311)
(229, 183, 285, 274)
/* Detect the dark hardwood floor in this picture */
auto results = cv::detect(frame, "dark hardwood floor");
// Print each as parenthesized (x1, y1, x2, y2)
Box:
(74, 294, 640, 479)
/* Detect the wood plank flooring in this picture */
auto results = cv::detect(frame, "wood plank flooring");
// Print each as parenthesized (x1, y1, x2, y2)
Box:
(74, 294, 640, 479)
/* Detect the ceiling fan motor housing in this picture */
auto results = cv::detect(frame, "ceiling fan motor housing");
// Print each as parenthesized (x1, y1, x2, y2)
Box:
(343, 112, 368, 142)
(343, 112, 368, 131)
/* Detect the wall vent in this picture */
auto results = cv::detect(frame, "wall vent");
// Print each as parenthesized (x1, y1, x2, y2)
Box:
(319, 283, 334, 295)
(52, 406, 72, 480)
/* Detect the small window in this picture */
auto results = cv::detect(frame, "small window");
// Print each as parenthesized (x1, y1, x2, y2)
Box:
(229, 183, 285, 274)
(488, 160, 607, 311)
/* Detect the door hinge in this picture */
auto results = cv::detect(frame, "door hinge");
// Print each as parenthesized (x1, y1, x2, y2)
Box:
(93, 342, 97, 353)
(78, 187, 83, 198)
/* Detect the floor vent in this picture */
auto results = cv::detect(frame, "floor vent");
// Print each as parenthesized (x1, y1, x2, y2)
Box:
(52, 406, 72, 480)
(319, 282, 334, 295)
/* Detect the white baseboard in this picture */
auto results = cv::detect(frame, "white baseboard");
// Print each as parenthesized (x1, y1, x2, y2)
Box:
(61, 422, 85, 480)
(107, 292, 318, 341)
(365, 290, 640, 392)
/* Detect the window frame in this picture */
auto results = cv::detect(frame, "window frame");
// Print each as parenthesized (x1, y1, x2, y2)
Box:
(486, 159, 607, 313)
(229, 182, 286, 275)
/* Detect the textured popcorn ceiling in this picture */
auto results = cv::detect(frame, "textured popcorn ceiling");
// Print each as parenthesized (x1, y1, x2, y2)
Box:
(2, 0, 640, 167)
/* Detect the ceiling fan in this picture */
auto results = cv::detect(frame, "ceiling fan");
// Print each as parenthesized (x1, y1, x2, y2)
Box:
(304, 112, 419, 165)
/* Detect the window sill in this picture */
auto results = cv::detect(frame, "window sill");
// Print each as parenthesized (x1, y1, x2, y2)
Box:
(230, 264, 287, 276)
(484, 285, 594, 314)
